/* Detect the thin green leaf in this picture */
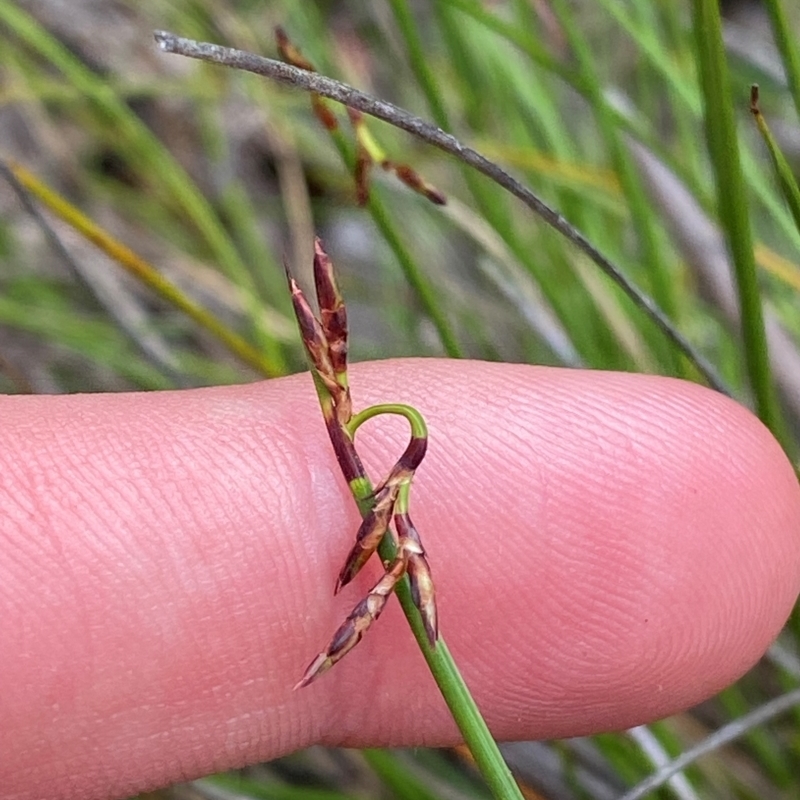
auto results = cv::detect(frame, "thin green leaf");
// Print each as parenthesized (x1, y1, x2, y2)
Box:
(750, 85, 800, 236)
(691, 0, 791, 453)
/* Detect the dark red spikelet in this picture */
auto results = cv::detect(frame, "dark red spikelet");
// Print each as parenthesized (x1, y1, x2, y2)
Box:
(313, 238, 348, 375)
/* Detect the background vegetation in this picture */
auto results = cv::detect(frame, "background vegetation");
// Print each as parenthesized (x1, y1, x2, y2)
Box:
(1, 0, 800, 798)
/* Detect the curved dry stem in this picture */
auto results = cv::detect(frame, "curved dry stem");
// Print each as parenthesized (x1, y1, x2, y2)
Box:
(153, 29, 728, 395)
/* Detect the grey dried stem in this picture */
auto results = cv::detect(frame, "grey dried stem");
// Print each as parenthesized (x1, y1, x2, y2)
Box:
(152, 28, 728, 395)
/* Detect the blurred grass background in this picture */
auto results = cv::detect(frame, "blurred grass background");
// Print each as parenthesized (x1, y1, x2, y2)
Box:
(2, 0, 800, 798)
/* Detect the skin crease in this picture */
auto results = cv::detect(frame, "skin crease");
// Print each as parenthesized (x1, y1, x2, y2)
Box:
(1, 359, 799, 800)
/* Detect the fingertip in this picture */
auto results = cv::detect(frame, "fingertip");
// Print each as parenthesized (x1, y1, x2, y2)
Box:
(2, 360, 798, 799)
(311, 361, 800, 740)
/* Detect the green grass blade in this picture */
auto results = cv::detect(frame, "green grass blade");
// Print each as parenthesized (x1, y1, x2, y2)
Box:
(0, 0, 286, 373)
(204, 772, 357, 800)
(362, 749, 446, 800)
(549, 0, 680, 375)
(763, 0, 800, 123)
(691, 0, 790, 452)
(751, 86, 800, 236)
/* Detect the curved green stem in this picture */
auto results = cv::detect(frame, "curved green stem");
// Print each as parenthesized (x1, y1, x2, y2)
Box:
(280, 112, 521, 800)
(347, 402, 428, 440)
(692, 0, 792, 455)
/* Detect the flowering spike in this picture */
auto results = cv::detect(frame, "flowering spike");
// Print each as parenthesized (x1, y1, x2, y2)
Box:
(392, 163, 447, 206)
(285, 271, 339, 395)
(335, 484, 399, 593)
(276, 28, 443, 207)
(395, 512, 438, 646)
(311, 96, 339, 132)
(275, 26, 315, 72)
(408, 553, 438, 645)
(354, 141, 372, 206)
(294, 555, 407, 689)
(287, 241, 352, 425)
(313, 238, 348, 377)
(291, 237, 437, 688)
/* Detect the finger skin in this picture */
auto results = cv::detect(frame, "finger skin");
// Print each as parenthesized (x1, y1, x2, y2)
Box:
(1, 360, 798, 800)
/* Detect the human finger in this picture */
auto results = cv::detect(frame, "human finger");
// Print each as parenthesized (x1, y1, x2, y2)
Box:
(1, 359, 798, 800)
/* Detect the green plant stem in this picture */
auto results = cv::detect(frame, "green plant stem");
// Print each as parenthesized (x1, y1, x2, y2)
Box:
(348, 402, 427, 439)
(692, 0, 792, 454)
(361, 749, 443, 800)
(310, 387, 523, 800)
(390, 0, 599, 370)
(750, 87, 800, 236)
(763, 0, 800, 124)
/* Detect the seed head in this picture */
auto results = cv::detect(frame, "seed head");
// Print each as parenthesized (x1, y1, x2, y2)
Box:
(294, 555, 407, 689)
(395, 512, 438, 646)
(336, 483, 400, 593)
(313, 238, 348, 377)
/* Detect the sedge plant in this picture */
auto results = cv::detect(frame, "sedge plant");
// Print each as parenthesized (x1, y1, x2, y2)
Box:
(286, 238, 523, 799)
(288, 238, 436, 687)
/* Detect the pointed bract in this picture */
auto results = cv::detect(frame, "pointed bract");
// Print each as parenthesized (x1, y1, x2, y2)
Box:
(293, 652, 332, 690)
(286, 273, 337, 386)
(311, 96, 339, 131)
(393, 163, 447, 206)
(354, 142, 372, 206)
(275, 26, 315, 72)
(408, 554, 438, 645)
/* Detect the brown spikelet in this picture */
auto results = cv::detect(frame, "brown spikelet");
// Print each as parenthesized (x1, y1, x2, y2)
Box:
(347, 108, 373, 205)
(286, 272, 339, 395)
(311, 96, 339, 131)
(313, 238, 348, 375)
(275, 26, 315, 72)
(407, 553, 437, 645)
(335, 484, 400, 593)
(310, 240, 351, 423)
(395, 512, 438, 645)
(294, 555, 407, 689)
(393, 163, 447, 206)
(291, 236, 437, 689)
(354, 142, 372, 206)
(325, 418, 366, 485)
(750, 84, 760, 115)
